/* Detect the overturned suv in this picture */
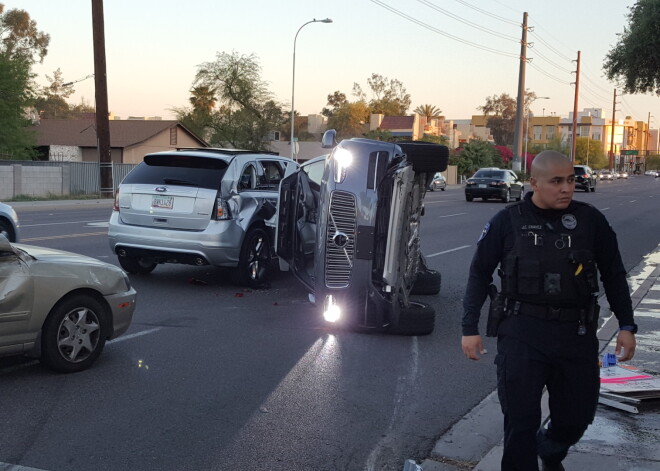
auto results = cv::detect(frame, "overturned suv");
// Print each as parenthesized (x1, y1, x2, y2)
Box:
(277, 131, 448, 335)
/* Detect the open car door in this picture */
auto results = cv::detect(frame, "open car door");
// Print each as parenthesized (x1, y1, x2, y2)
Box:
(276, 169, 319, 292)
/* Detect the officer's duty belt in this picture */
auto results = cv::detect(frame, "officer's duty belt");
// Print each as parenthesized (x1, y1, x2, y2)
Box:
(511, 302, 584, 322)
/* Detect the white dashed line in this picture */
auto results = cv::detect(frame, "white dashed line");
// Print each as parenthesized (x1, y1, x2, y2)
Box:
(427, 245, 471, 258)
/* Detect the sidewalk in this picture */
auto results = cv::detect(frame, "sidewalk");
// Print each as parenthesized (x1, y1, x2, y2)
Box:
(421, 246, 660, 471)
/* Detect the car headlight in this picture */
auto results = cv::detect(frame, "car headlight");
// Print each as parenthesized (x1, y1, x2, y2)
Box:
(323, 295, 342, 323)
(332, 148, 353, 183)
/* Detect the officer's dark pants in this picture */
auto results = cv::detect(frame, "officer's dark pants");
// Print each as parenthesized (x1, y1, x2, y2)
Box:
(495, 315, 600, 471)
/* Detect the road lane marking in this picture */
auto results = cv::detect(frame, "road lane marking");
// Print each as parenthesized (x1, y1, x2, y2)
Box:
(600, 207, 610, 211)
(21, 232, 106, 242)
(427, 245, 471, 258)
(20, 220, 107, 227)
(436, 212, 467, 218)
(0, 328, 161, 375)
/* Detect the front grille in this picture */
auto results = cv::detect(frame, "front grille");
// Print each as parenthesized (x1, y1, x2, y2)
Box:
(325, 191, 357, 288)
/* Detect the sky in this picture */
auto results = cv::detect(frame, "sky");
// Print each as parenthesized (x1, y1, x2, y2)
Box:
(7, 0, 660, 127)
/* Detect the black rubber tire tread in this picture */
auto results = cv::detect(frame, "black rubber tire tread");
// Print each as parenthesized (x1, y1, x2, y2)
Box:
(397, 142, 449, 174)
(118, 256, 157, 274)
(502, 190, 510, 203)
(0, 218, 15, 242)
(41, 294, 108, 373)
(466, 195, 473, 201)
(410, 269, 441, 295)
(234, 227, 272, 288)
(590, 185, 596, 192)
(390, 301, 435, 336)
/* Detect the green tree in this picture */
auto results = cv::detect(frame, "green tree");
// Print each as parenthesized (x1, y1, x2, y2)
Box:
(0, 54, 36, 159)
(194, 51, 285, 150)
(33, 68, 74, 118)
(420, 133, 450, 146)
(452, 140, 498, 176)
(575, 137, 607, 168)
(189, 85, 217, 113)
(353, 73, 411, 115)
(321, 90, 347, 118)
(327, 101, 370, 140)
(478, 90, 537, 146)
(604, 0, 660, 94)
(645, 154, 660, 169)
(0, 3, 50, 63)
(414, 104, 442, 122)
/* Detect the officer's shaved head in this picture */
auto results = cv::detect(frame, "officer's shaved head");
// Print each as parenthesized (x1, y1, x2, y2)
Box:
(531, 150, 573, 179)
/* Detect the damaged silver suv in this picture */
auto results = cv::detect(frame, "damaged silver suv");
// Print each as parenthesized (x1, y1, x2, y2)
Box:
(108, 148, 296, 287)
(276, 131, 448, 335)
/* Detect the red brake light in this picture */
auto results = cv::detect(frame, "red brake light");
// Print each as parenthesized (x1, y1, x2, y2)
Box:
(113, 192, 119, 211)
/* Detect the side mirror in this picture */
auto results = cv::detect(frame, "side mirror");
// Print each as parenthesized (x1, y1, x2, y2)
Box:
(321, 129, 338, 149)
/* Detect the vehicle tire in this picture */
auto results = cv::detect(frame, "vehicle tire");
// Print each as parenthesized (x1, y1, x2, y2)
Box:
(390, 301, 435, 336)
(118, 255, 157, 275)
(440, 186, 445, 191)
(590, 185, 596, 192)
(41, 294, 108, 373)
(466, 195, 473, 202)
(502, 189, 511, 203)
(429, 186, 434, 192)
(0, 218, 15, 242)
(397, 142, 449, 173)
(410, 268, 441, 295)
(235, 227, 272, 288)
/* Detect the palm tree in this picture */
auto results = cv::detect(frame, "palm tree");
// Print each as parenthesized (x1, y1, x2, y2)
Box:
(413, 104, 442, 122)
(189, 86, 217, 114)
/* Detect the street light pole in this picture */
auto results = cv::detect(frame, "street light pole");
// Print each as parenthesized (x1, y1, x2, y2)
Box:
(290, 18, 332, 162)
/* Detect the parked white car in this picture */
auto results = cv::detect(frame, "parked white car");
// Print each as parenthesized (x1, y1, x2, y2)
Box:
(0, 202, 19, 242)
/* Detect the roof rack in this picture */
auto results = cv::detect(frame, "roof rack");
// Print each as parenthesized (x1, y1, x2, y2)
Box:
(175, 147, 279, 156)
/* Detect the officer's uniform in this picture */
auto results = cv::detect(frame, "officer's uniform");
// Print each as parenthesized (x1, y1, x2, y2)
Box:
(463, 192, 634, 470)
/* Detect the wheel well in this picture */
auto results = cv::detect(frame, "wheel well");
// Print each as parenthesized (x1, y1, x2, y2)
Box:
(47, 288, 114, 338)
(0, 216, 16, 241)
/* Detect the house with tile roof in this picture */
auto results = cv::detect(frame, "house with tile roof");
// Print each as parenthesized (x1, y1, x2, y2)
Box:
(30, 118, 207, 164)
(370, 114, 424, 140)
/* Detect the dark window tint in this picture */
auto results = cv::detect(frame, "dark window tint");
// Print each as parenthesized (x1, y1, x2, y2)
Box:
(122, 155, 228, 189)
(474, 170, 505, 179)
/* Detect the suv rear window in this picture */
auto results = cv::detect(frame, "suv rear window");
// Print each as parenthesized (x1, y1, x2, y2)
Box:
(122, 155, 229, 189)
(473, 170, 505, 179)
(574, 166, 587, 175)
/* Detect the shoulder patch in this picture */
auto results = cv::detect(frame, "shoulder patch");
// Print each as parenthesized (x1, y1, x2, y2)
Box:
(478, 222, 491, 242)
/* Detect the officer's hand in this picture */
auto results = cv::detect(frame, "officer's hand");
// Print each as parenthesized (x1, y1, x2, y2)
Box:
(615, 330, 636, 362)
(462, 335, 486, 361)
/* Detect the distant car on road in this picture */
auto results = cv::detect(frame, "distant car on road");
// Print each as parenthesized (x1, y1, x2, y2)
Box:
(599, 170, 614, 181)
(573, 165, 597, 192)
(0, 202, 19, 242)
(428, 172, 447, 191)
(0, 234, 136, 372)
(464, 168, 523, 202)
(619, 171, 629, 179)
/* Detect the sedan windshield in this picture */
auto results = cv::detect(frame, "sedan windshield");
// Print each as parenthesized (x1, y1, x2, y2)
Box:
(473, 170, 505, 179)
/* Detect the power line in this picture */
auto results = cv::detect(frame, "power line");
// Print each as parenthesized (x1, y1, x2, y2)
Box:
(530, 47, 573, 74)
(453, 0, 521, 25)
(528, 62, 570, 85)
(580, 82, 611, 102)
(528, 30, 574, 64)
(417, 0, 519, 42)
(368, 0, 520, 59)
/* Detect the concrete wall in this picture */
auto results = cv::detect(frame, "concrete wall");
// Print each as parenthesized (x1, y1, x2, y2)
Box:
(0, 165, 68, 199)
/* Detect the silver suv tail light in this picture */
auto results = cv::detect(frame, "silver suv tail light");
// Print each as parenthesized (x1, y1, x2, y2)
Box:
(214, 197, 231, 220)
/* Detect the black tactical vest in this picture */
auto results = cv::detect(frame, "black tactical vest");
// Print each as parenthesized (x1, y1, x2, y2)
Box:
(499, 201, 598, 307)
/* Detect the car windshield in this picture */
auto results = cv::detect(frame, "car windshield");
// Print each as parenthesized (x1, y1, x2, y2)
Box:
(123, 155, 229, 190)
(574, 167, 587, 175)
(473, 170, 504, 179)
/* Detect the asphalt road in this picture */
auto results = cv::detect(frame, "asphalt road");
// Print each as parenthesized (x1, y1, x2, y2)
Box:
(1, 175, 659, 471)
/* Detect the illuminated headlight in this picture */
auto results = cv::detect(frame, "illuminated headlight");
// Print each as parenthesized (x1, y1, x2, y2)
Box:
(333, 148, 353, 183)
(323, 295, 342, 323)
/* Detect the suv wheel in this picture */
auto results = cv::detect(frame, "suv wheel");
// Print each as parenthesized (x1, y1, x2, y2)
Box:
(502, 189, 511, 203)
(0, 218, 15, 242)
(235, 227, 272, 288)
(590, 184, 596, 193)
(118, 256, 157, 275)
(466, 194, 473, 202)
(390, 301, 435, 336)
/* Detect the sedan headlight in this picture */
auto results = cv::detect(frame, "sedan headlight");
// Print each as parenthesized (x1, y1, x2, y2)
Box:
(323, 295, 342, 323)
(332, 148, 353, 183)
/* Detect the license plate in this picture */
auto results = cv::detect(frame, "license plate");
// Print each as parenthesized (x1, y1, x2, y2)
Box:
(478, 184, 487, 188)
(152, 195, 173, 209)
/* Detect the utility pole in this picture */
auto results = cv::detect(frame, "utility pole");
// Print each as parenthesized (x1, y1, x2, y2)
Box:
(512, 12, 528, 173)
(609, 89, 618, 170)
(91, 0, 113, 198)
(570, 51, 581, 162)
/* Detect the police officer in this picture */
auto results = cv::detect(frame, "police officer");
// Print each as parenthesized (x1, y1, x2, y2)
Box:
(461, 151, 637, 471)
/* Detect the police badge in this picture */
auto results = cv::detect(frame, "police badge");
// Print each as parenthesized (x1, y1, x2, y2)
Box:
(561, 214, 577, 230)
